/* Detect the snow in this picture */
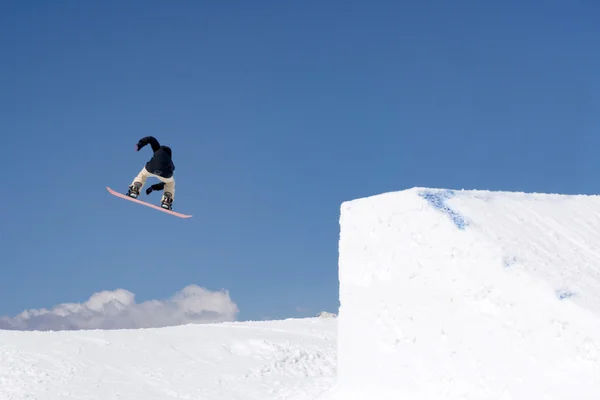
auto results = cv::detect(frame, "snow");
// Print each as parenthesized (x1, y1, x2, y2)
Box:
(4, 186, 600, 399)
(327, 187, 600, 400)
(0, 317, 336, 400)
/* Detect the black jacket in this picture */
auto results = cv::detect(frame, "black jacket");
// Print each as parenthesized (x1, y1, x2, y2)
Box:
(136, 136, 175, 179)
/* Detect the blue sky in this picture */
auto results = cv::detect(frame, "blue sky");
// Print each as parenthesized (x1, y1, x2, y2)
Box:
(1, 0, 599, 326)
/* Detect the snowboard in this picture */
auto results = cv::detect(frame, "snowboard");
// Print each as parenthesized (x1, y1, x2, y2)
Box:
(106, 186, 193, 218)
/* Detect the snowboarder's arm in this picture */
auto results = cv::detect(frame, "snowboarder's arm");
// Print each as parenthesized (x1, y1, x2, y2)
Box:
(136, 136, 161, 152)
(145, 182, 165, 195)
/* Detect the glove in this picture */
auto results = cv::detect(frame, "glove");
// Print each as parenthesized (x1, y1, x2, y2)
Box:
(146, 187, 153, 195)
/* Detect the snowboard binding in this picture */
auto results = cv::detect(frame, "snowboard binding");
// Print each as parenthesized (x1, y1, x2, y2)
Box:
(161, 192, 173, 210)
(127, 182, 142, 199)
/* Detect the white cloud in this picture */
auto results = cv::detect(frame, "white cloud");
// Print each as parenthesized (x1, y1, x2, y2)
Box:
(0, 285, 239, 331)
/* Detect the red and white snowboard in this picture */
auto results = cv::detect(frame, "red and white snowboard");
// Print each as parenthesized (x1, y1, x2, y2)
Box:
(106, 186, 192, 219)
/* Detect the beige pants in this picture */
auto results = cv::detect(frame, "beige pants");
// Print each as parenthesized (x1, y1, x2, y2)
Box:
(131, 167, 175, 201)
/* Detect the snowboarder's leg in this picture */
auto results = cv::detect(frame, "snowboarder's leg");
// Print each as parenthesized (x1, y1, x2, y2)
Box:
(159, 177, 175, 209)
(127, 167, 150, 198)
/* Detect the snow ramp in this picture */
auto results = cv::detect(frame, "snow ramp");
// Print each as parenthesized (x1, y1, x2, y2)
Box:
(328, 187, 600, 400)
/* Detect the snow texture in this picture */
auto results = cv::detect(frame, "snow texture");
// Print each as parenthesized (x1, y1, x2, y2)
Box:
(4, 186, 600, 399)
(0, 317, 336, 400)
(325, 187, 600, 400)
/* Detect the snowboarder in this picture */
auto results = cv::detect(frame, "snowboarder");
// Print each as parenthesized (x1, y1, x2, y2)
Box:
(127, 136, 176, 210)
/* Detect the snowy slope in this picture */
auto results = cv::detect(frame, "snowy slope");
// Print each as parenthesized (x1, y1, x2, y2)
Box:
(0, 317, 336, 400)
(327, 188, 600, 400)
(7, 187, 600, 400)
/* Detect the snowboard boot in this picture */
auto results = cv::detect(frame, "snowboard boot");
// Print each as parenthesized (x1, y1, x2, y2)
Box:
(127, 182, 142, 199)
(161, 192, 173, 210)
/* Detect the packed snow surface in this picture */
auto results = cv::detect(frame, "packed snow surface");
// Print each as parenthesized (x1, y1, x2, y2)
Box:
(0, 317, 336, 400)
(5, 187, 600, 399)
(327, 187, 600, 400)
